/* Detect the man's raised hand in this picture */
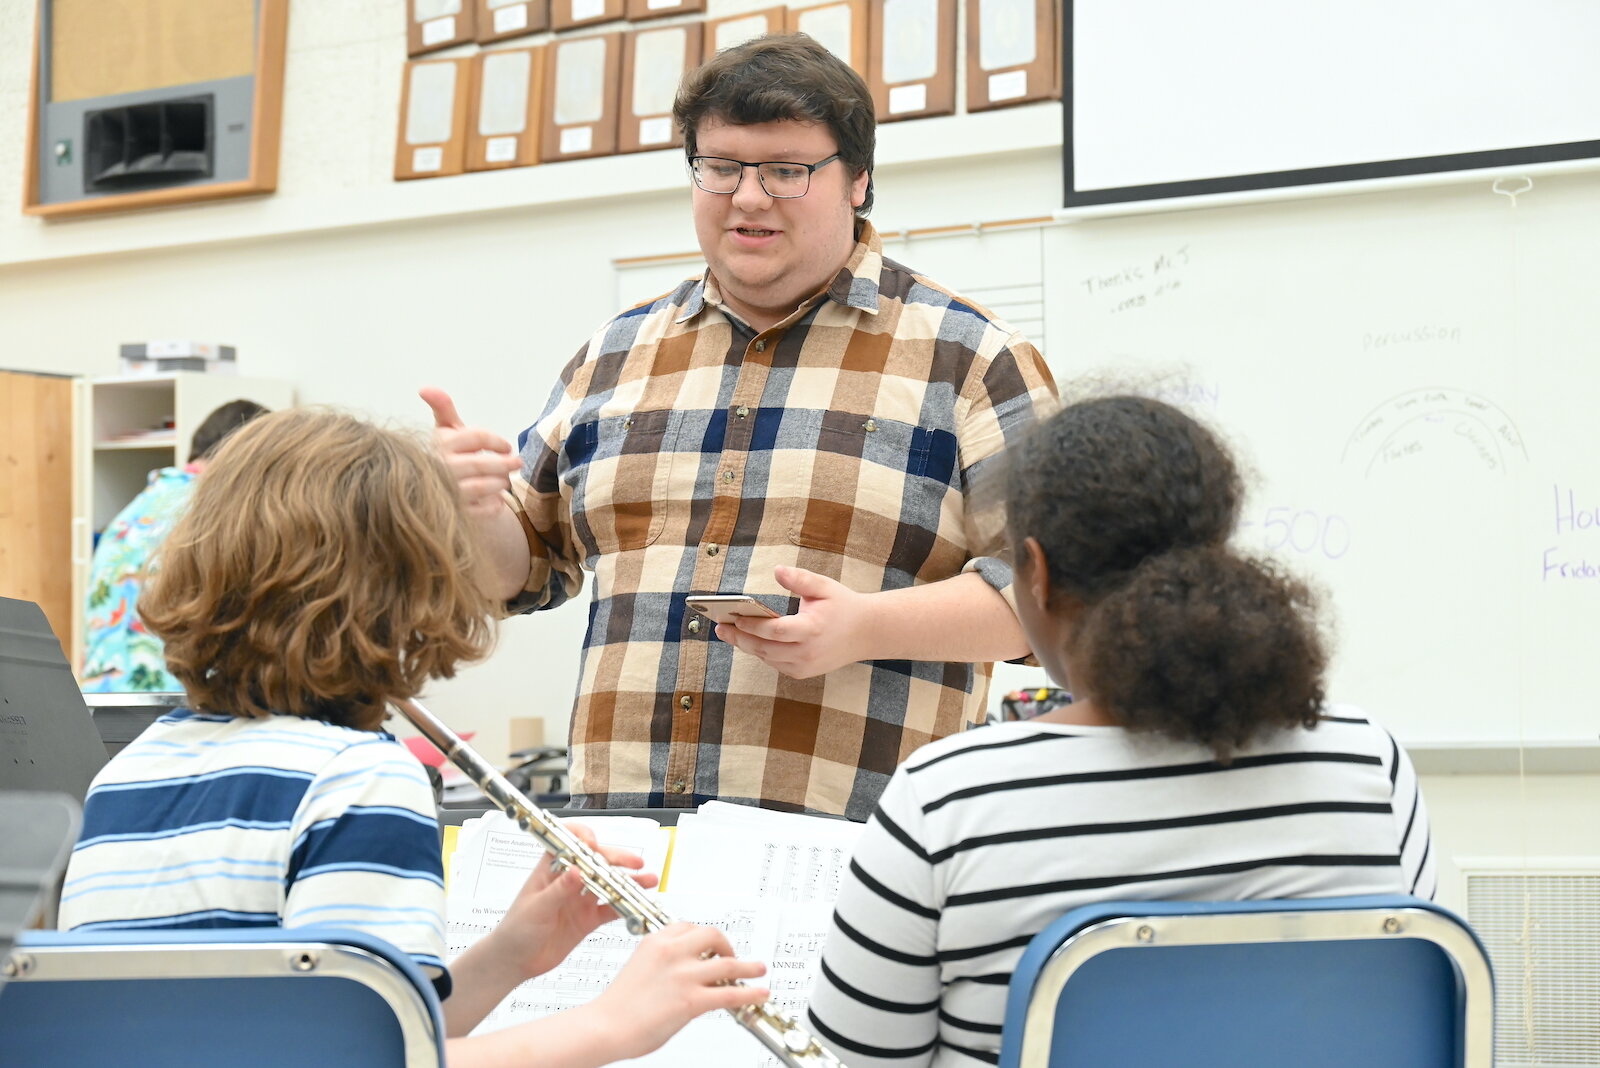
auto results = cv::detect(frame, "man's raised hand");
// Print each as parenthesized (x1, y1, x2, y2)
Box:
(420, 386, 522, 518)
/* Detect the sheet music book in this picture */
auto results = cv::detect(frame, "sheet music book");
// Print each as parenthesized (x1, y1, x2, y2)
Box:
(445, 804, 862, 1066)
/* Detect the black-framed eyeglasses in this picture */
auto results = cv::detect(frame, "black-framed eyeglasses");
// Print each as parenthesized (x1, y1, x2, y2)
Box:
(688, 154, 841, 198)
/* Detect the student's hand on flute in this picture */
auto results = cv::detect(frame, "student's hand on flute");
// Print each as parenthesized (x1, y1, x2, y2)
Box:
(496, 821, 659, 980)
(590, 923, 769, 1060)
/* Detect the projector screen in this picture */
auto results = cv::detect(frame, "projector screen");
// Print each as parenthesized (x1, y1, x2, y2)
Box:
(1065, 0, 1600, 209)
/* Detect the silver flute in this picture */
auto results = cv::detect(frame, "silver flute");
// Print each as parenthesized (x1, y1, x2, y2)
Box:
(393, 697, 846, 1068)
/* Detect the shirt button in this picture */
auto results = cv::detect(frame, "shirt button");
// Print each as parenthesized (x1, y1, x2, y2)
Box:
(671, 780, 688, 793)
(863, 418, 878, 432)
(735, 406, 749, 419)
(722, 470, 735, 483)
(706, 544, 719, 557)
(687, 617, 702, 634)
(679, 694, 693, 710)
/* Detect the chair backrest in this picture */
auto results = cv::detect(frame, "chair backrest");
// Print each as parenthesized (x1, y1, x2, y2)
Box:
(999, 895, 1494, 1068)
(0, 791, 79, 977)
(0, 926, 446, 1067)
(0, 597, 108, 799)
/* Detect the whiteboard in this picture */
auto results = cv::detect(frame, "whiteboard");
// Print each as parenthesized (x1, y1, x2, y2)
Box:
(618, 181, 1599, 748)
(1042, 175, 1599, 747)
(1068, 0, 1600, 208)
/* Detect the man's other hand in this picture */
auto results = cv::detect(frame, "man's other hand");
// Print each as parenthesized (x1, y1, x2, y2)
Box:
(420, 386, 522, 519)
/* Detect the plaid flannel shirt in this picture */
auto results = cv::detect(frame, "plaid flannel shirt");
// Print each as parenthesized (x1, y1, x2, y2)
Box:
(509, 222, 1057, 818)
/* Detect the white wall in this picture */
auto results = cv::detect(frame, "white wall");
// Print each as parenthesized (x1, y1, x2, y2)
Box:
(1, 0, 1593, 915)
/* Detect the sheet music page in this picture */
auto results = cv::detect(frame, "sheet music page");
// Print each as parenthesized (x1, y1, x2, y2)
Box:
(447, 813, 669, 956)
(666, 808, 862, 903)
(445, 806, 860, 1066)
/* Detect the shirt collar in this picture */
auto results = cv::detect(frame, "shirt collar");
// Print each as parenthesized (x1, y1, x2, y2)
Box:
(675, 219, 885, 326)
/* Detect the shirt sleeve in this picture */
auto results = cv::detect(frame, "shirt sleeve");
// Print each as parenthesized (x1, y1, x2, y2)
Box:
(284, 739, 451, 990)
(807, 768, 943, 1068)
(1385, 731, 1436, 900)
(505, 343, 592, 615)
(957, 332, 1058, 656)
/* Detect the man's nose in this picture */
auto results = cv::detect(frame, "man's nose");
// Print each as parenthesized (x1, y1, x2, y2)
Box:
(731, 165, 772, 209)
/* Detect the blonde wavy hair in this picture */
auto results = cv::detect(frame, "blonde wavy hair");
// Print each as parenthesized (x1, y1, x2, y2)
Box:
(141, 408, 496, 731)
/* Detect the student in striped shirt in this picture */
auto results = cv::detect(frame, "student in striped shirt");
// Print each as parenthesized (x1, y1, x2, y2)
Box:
(806, 395, 1435, 1067)
(58, 409, 767, 1068)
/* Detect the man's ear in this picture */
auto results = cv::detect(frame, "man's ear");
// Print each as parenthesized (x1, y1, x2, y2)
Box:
(849, 167, 869, 210)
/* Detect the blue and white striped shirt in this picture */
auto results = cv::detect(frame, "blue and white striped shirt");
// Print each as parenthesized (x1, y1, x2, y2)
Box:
(59, 709, 450, 991)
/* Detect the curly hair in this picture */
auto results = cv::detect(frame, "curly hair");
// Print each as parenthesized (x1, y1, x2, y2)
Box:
(1007, 396, 1327, 760)
(674, 33, 876, 215)
(140, 409, 496, 732)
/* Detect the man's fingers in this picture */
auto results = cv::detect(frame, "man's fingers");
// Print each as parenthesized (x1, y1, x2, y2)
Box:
(724, 616, 798, 642)
(419, 386, 465, 430)
(448, 458, 520, 493)
(439, 427, 518, 459)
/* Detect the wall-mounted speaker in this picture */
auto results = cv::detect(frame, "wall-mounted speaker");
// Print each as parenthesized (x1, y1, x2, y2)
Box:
(24, 0, 289, 218)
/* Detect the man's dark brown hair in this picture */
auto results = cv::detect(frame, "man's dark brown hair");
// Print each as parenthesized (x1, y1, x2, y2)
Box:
(674, 33, 876, 215)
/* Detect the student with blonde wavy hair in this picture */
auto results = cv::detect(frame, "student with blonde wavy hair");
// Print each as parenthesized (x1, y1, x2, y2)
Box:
(58, 408, 767, 1067)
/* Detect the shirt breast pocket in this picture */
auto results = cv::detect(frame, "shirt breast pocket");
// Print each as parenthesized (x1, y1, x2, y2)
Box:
(563, 409, 681, 557)
(785, 410, 963, 580)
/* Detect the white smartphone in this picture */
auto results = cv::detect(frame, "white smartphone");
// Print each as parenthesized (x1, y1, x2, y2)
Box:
(685, 594, 783, 624)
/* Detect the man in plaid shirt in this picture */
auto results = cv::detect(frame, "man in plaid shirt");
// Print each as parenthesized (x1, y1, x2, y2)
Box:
(426, 35, 1057, 819)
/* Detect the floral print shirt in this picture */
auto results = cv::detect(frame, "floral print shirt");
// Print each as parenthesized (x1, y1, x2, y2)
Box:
(81, 465, 197, 692)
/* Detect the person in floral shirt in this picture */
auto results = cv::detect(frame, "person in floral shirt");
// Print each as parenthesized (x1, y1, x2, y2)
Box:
(82, 400, 268, 692)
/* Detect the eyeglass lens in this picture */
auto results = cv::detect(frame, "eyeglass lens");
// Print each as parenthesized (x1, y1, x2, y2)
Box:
(693, 158, 817, 197)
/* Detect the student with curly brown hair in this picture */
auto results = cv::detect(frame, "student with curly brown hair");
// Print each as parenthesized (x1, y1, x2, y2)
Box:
(57, 409, 767, 1068)
(805, 396, 1435, 1068)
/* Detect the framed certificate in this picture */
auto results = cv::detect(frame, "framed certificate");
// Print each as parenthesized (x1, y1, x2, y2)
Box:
(702, 7, 786, 61)
(551, 0, 625, 32)
(966, 0, 1058, 110)
(541, 32, 623, 161)
(408, 0, 477, 56)
(396, 58, 471, 179)
(787, 0, 869, 78)
(620, 24, 702, 154)
(868, 0, 956, 121)
(467, 47, 546, 170)
(624, 0, 706, 23)
(475, 0, 550, 43)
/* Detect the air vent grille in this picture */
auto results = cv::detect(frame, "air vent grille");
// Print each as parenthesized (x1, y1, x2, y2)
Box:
(1464, 868, 1600, 1067)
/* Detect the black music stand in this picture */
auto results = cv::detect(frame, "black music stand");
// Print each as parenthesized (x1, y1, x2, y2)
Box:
(0, 598, 107, 802)
(0, 791, 80, 983)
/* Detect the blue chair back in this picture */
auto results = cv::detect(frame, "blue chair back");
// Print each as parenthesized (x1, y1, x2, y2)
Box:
(999, 895, 1493, 1068)
(0, 926, 446, 1067)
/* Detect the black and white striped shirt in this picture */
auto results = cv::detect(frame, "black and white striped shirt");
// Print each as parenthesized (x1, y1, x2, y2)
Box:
(805, 708, 1434, 1067)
